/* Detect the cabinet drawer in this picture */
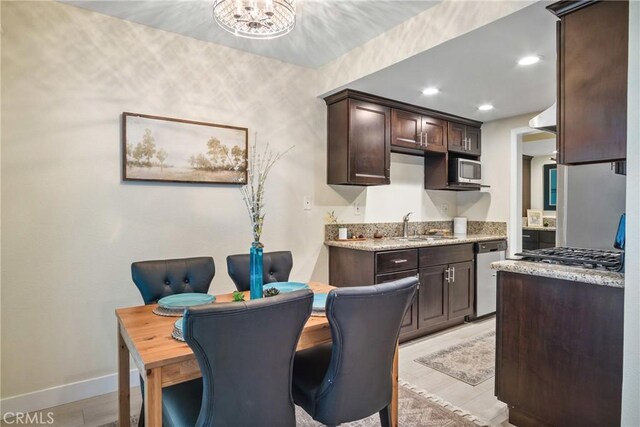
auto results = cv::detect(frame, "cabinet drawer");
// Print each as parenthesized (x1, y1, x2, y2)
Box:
(522, 230, 539, 243)
(376, 249, 418, 274)
(539, 230, 556, 245)
(419, 244, 473, 267)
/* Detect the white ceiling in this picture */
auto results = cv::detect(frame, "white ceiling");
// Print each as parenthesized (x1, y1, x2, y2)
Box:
(62, 0, 439, 68)
(342, 1, 558, 122)
(523, 138, 556, 157)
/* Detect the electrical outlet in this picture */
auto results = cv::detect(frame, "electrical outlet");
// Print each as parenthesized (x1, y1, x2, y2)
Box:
(303, 196, 312, 211)
(354, 202, 361, 216)
(439, 203, 449, 214)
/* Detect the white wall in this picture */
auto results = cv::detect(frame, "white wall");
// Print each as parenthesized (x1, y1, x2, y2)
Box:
(622, 0, 640, 423)
(530, 155, 556, 217)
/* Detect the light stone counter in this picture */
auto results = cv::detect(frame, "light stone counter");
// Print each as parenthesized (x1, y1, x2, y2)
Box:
(491, 260, 624, 288)
(325, 234, 507, 252)
(522, 226, 556, 231)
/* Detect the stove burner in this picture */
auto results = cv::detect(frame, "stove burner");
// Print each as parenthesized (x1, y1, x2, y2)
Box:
(515, 247, 624, 272)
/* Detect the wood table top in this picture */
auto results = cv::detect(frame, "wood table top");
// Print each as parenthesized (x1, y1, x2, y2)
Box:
(116, 282, 334, 371)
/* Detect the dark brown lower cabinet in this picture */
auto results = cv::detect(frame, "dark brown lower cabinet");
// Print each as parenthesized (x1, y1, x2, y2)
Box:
(329, 243, 474, 342)
(496, 272, 623, 427)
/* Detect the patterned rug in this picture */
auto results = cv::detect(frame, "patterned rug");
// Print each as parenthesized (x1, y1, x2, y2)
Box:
(101, 382, 486, 426)
(414, 330, 496, 386)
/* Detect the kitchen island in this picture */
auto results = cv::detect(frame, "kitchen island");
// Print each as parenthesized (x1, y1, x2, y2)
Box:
(492, 260, 624, 427)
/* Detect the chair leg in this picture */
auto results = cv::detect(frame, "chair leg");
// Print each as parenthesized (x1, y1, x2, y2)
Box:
(379, 404, 392, 427)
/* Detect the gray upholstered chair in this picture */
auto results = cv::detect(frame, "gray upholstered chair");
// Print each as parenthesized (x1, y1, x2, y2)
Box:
(161, 289, 313, 427)
(130, 256, 215, 426)
(292, 277, 418, 427)
(226, 250, 293, 291)
(131, 257, 215, 304)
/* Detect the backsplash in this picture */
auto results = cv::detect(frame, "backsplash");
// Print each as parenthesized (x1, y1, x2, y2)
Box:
(325, 220, 506, 240)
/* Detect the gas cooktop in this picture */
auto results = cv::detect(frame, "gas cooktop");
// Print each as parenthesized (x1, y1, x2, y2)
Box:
(515, 247, 624, 272)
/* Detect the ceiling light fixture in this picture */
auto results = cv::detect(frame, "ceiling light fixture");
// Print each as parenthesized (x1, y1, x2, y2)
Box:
(518, 55, 541, 66)
(213, 0, 296, 40)
(478, 104, 494, 111)
(422, 87, 439, 95)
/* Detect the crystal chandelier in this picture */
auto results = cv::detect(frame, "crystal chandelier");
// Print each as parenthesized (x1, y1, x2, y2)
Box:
(213, 0, 296, 40)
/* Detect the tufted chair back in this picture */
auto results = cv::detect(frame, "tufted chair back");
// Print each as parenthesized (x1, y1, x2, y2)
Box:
(131, 257, 215, 305)
(226, 251, 293, 292)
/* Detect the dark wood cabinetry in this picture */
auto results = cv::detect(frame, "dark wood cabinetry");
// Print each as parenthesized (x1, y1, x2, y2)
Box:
(496, 271, 623, 426)
(549, 0, 628, 165)
(329, 243, 474, 341)
(447, 123, 481, 156)
(325, 90, 482, 188)
(326, 98, 390, 185)
(391, 109, 447, 154)
(522, 229, 556, 250)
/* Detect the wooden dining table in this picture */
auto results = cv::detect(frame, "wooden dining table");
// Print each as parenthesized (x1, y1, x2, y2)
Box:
(117, 281, 399, 427)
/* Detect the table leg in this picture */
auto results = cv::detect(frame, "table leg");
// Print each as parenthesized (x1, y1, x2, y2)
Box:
(144, 368, 162, 427)
(391, 342, 399, 427)
(118, 325, 130, 427)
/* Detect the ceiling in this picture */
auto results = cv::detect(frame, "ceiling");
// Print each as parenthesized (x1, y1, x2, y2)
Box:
(63, 0, 557, 123)
(62, 0, 439, 68)
(343, 1, 557, 122)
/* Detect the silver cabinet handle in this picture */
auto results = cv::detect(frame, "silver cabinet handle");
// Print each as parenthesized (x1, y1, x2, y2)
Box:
(392, 259, 408, 264)
(444, 268, 450, 283)
(522, 234, 531, 238)
(451, 267, 456, 282)
(418, 132, 423, 146)
(424, 132, 428, 148)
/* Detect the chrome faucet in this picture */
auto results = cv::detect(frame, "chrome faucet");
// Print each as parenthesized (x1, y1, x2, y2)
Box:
(403, 212, 413, 238)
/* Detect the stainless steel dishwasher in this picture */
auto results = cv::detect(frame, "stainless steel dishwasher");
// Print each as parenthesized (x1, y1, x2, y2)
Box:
(473, 240, 507, 318)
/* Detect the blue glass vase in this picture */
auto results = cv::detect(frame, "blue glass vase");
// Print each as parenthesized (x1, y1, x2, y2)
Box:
(249, 241, 264, 299)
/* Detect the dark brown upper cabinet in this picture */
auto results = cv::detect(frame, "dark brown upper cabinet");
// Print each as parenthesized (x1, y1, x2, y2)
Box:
(326, 97, 391, 185)
(325, 90, 481, 187)
(391, 109, 447, 154)
(448, 122, 481, 156)
(549, 0, 628, 165)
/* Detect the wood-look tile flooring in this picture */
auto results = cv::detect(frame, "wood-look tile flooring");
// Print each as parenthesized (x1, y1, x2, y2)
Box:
(399, 316, 511, 426)
(3, 316, 509, 426)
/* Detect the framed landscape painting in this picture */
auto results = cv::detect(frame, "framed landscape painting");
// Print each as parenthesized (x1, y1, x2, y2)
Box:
(122, 112, 248, 184)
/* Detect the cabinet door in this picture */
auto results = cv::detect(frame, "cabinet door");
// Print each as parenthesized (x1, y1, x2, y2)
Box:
(418, 265, 448, 328)
(376, 270, 419, 335)
(522, 230, 539, 251)
(348, 100, 391, 185)
(465, 126, 481, 156)
(391, 109, 422, 151)
(448, 261, 475, 319)
(422, 116, 447, 153)
(559, 0, 628, 164)
(447, 122, 466, 154)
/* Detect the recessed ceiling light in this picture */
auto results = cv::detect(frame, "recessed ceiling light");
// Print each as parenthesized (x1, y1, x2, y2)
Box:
(518, 55, 541, 66)
(422, 87, 439, 95)
(478, 104, 494, 111)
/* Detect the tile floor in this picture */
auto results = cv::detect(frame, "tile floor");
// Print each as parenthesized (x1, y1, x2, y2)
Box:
(2, 316, 509, 426)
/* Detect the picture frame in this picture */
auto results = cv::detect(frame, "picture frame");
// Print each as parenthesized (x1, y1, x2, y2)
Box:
(527, 209, 544, 227)
(543, 164, 557, 211)
(122, 112, 248, 185)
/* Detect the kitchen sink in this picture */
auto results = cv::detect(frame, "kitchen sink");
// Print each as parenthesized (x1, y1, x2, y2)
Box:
(394, 235, 458, 242)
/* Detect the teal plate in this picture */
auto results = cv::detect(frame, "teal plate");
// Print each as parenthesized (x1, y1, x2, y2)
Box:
(313, 293, 328, 311)
(263, 282, 309, 293)
(158, 293, 215, 309)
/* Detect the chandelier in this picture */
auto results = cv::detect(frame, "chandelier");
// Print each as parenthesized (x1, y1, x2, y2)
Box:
(213, 0, 296, 40)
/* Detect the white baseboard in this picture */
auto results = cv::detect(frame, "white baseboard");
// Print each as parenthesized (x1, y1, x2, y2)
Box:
(1, 369, 140, 415)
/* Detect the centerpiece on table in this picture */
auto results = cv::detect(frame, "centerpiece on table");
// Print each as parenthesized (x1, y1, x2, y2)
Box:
(240, 135, 291, 299)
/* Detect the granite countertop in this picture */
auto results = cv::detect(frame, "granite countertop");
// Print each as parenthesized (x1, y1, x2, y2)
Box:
(491, 260, 624, 288)
(523, 226, 556, 231)
(325, 234, 507, 252)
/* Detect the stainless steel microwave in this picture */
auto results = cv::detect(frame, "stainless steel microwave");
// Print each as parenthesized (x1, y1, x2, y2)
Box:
(449, 158, 482, 185)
